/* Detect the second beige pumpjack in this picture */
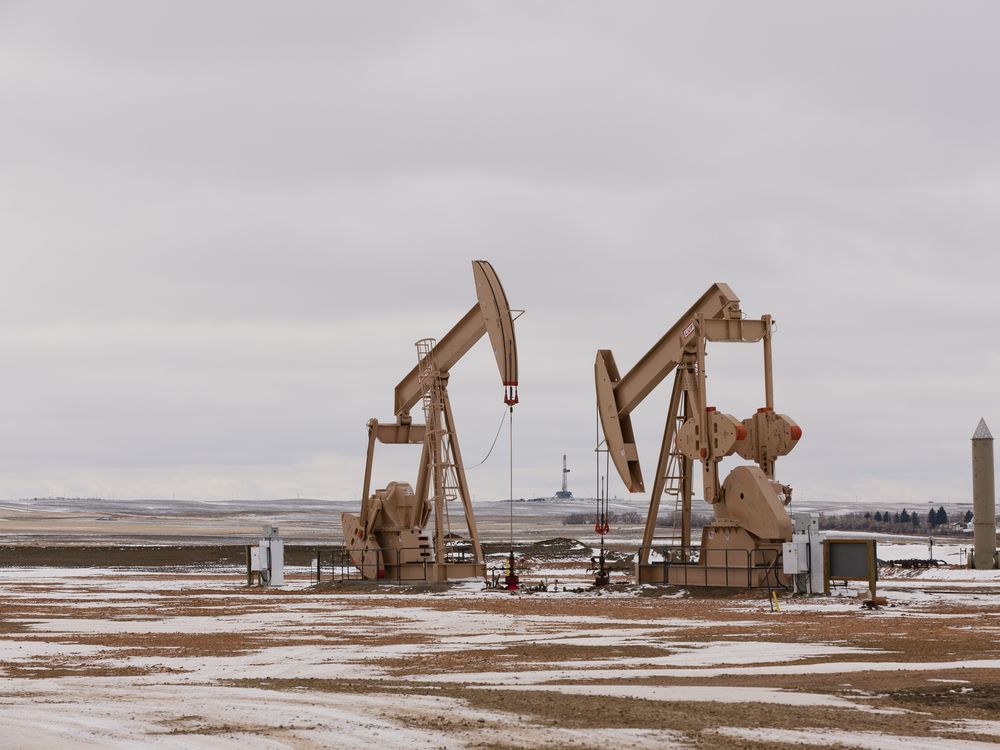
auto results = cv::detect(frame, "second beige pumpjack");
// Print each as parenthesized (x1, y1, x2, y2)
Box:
(596, 283, 801, 586)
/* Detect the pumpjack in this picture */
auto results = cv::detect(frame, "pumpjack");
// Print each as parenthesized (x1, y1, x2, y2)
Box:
(342, 260, 519, 582)
(595, 283, 801, 587)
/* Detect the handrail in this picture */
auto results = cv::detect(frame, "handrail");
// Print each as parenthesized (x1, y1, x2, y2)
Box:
(637, 544, 785, 589)
(313, 543, 477, 584)
(313, 545, 426, 583)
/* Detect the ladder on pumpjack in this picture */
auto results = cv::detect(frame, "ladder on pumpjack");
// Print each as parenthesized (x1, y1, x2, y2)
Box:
(416, 338, 461, 561)
(662, 412, 688, 554)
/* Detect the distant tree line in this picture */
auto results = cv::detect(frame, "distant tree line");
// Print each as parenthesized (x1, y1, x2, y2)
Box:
(565, 507, 974, 534)
(820, 507, 972, 534)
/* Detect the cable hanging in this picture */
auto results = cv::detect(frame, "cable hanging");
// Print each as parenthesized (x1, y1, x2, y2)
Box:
(593, 400, 611, 585)
(464, 406, 510, 470)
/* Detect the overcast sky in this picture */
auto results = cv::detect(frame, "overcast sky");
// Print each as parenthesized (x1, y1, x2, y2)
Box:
(1, 2, 997, 508)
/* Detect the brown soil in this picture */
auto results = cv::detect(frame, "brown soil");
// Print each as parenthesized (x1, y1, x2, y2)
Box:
(3, 556, 1000, 748)
(0, 544, 324, 567)
(230, 676, 1000, 748)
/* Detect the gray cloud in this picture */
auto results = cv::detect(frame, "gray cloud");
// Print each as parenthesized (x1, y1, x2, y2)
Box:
(0, 2, 997, 507)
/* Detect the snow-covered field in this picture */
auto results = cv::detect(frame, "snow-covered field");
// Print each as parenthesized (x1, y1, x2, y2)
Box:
(1, 495, 997, 748)
(1, 559, 999, 749)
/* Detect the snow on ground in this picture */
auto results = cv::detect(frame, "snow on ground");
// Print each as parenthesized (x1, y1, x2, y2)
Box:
(6, 602, 841, 685)
(0, 682, 462, 749)
(0, 678, 660, 750)
(476, 683, 885, 710)
(716, 727, 1000, 749)
(934, 720, 1000, 738)
(877, 540, 971, 565)
(0, 679, 695, 750)
(543, 640, 878, 668)
(417, 658, 1000, 686)
(887, 567, 1000, 581)
(2, 559, 998, 748)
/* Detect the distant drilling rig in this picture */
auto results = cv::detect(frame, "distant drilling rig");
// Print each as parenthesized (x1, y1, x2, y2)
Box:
(555, 455, 573, 499)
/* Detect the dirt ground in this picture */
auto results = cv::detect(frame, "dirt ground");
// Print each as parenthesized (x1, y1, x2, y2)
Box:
(1, 546, 999, 748)
(0, 537, 619, 565)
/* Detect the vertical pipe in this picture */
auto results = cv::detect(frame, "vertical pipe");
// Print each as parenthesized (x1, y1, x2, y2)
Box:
(823, 542, 831, 595)
(762, 315, 774, 410)
(972, 419, 997, 570)
(681, 383, 693, 550)
(361, 421, 377, 504)
(430, 423, 445, 570)
(694, 315, 708, 425)
(694, 316, 718, 503)
(868, 540, 878, 598)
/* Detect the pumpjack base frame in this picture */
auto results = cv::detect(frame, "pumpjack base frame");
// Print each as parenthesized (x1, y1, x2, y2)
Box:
(636, 564, 785, 588)
(636, 538, 787, 588)
(373, 561, 485, 583)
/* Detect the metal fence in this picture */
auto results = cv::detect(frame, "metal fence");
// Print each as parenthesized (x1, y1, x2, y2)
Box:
(313, 542, 476, 584)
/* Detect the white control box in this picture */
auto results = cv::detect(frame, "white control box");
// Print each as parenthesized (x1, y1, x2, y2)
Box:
(782, 541, 809, 574)
(783, 513, 827, 594)
(248, 527, 284, 586)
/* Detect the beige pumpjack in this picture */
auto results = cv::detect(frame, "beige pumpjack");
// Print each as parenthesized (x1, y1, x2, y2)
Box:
(342, 260, 519, 583)
(595, 283, 801, 587)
